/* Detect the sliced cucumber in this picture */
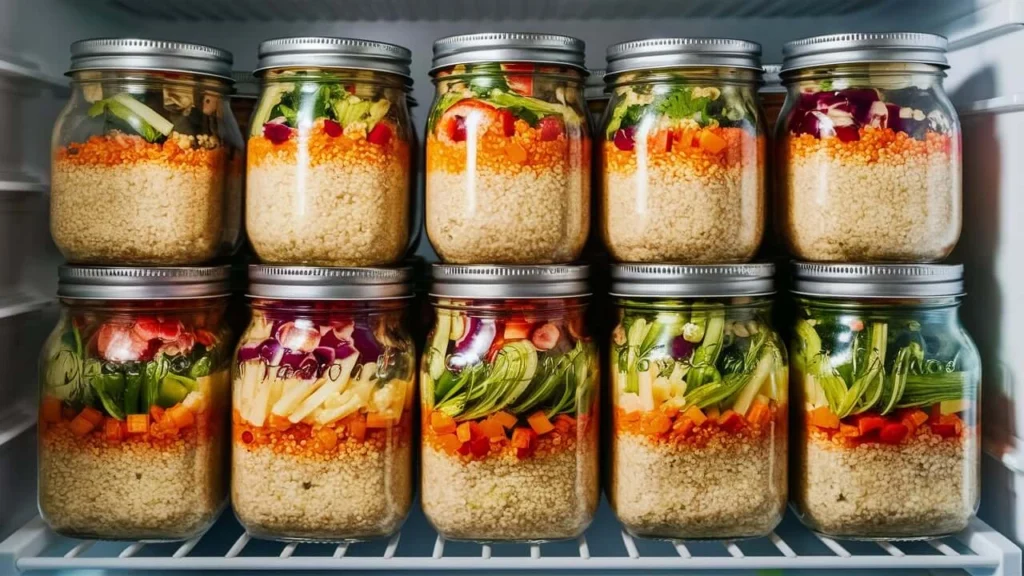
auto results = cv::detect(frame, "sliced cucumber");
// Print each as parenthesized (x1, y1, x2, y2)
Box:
(250, 82, 294, 135)
(428, 313, 453, 381)
(112, 93, 173, 136)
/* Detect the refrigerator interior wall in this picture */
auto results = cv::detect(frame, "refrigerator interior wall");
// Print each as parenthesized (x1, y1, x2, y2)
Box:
(1, 0, 1024, 550)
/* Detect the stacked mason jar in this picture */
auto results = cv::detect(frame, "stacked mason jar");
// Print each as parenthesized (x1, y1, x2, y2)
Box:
(776, 33, 979, 540)
(40, 39, 242, 540)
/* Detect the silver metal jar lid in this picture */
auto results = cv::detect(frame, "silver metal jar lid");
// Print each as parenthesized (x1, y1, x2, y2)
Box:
(255, 37, 412, 80)
(431, 33, 586, 73)
(791, 263, 964, 299)
(248, 266, 413, 300)
(68, 38, 233, 81)
(58, 266, 231, 300)
(761, 64, 784, 93)
(781, 32, 949, 74)
(610, 264, 775, 298)
(606, 38, 763, 75)
(431, 265, 590, 299)
(585, 68, 608, 100)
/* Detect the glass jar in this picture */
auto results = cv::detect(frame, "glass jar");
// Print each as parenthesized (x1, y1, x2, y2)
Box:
(247, 37, 414, 267)
(231, 266, 415, 542)
(420, 265, 599, 541)
(760, 64, 786, 135)
(38, 266, 233, 540)
(52, 39, 243, 266)
(790, 264, 980, 539)
(600, 39, 765, 264)
(777, 33, 961, 262)
(426, 33, 591, 264)
(607, 264, 787, 539)
(230, 70, 260, 142)
(585, 68, 609, 127)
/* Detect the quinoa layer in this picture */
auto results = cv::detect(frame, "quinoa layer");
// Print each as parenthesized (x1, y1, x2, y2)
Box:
(782, 130, 960, 262)
(247, 156, 409, 267)
(797, 429, 978, 539)
(39, 426, 225, 540)
(51, 160, 225, 265)
(421, 439, 598, 541)
(602, 155, 763, 263)
(610, 430, 786, 539)
(232, 439, 411, 541)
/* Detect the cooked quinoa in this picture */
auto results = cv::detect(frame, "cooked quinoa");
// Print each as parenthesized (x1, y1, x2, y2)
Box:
(797, 428, 978, 539)
(601, 128, 764, 263)
(246, 125, 410, 267)
(421, 434, 598, 541)
(611, 425, 786, 539)
(425, 129, 589, 264)
(51, 134, 228, 265)
(782, 128, 960, 262)
(232, 436, 411, 541)
(39, 423, 226, 540)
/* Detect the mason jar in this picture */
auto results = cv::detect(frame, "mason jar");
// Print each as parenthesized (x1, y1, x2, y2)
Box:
(777, 33, 962, 262)
(231, 266, 415, 542)
(247, 37, 414, 267)
(607, 264, 787, 539)
(585, 68, 609, 127)
(38, 266, 233, 540)
(790, 263, 980, 539)
(51, 39, 243, 266)
(420, 265, 600, 541)
(601, 38, 766, 264)
(760, 64, 785, 135)
(426, 34, 591, 264)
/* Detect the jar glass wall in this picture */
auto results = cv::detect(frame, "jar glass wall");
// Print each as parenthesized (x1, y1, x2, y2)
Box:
(246, 38, 414, 267)
(230, 267, 415, 542)
(777, 34, 961, 262)
(420, 266, 599, 541)
(607, 265, 787, 539)
(426, 34, 591, 264)
(600, 39, 765, 263)
(52, 43, 243, 265)
(790, 264, 980, 539)
(38, 267, 233, 541)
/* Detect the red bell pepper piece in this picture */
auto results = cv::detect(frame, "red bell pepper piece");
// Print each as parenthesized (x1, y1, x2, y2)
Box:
(857, 416, 887, 437)
(878, 423, 909, 445)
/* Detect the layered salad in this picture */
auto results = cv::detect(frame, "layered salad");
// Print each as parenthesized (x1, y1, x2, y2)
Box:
(426, 64, 590, 264)
(38, 308, 231, 540)
(609, 301, 788, 539)
(601, 80, 764, 263)
(780, 83, 961, 261)
(231, 304, 414, 541)
(420, 302, 599, 541)
(247, 73, 411, 266)
(792, 306, 980, 538)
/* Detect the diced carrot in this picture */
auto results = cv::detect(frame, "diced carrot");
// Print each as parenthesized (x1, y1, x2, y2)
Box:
(902, 409, 929, 433)
(492, 411, 518, 429)
(79, 406, 104, 427)
(126, 414, 149, 434)
(641, 412, 672, 435)
(167, 404, 195, 429)
(940, 414, 964, 435)
(503, 321, 531, 341)
(366, 413, 392, 429)
(69, 415, 95, 437)
(103, 417, 124, 442)
(839, 423, 860, 437)
(672, 418, 695, 437)
(511, 427, 536, 449)
(553, 414, 574, 435)
(430, 411, 457, 435)
(349, 413, 367, 442)
(857, 416, 887, 437)
(268, 413, 291, 431)
(477, 418, 505, 440)
(505, 142, 528, 164)
(316, 427, 338, 450)
(746, 402, 770, 427)
(718, 410, 746, 433)
(456, 422, 473, 443)
(618, 408, 641, 422)
(527, 411, 555, 435)
(705, 407, 721, 421)
(437, 433, 463, 455)
(699, 129, 728, 154)
(149, 405, 166, 423)
(660, 404, 680, 419)
(41, 396, 63, 424)
(683, 406, 707, 426)
(808, 406, 840, 430)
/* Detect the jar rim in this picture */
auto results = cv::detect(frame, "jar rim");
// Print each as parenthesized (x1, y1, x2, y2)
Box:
(58, 265, 231, 300)
(248, 265, 414, 300)
(610, 263, 775, 298)
(431, 32, 586, 74)
(68, 38, 234, 81)
(791, 262, 965, 299)
(431, 264, 590, 299)
(781, 32, 948, 74)
(255, 36, 412, 81)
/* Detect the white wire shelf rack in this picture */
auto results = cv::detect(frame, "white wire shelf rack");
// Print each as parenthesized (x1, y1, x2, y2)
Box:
(1, 500, 1020, 574)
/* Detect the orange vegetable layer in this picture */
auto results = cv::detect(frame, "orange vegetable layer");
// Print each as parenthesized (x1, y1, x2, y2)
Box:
(787, 127, 954, 163)
(615, 402, 781, 446)
(603, 127, 761, 176)
(426, 126, 590, 174)
(232, 409, 409, 457)
(55, 134, 224, 168)
(248, 119, 408, 169)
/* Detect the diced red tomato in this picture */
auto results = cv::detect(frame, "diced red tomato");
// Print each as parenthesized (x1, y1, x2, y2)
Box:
(931, 423, 959, 438)
(878, 423, 909, 445)
(457, 440, 471, 455)
(450, 116, 467, 142)
(323, 119, 342, 137)
(503, 63, 535, 96)
(195, 329, 216, 347)
(857, 416, 888, 437)
(263, 121, 292, 144)
(367, 122, 392, 145)
(538, 116, 564, 141)
(718, 410, 745, 433)
(613, 127, 635, 151)
(469, 435, 490, 458)
(499, 108, 516, 137)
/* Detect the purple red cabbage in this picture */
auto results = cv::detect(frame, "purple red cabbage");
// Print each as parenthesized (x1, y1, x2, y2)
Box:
(237, 345, 259, 362)
(257, 339, 284, 365)
(788, 87, 933, 141)
(351, 326, 382, 363)
(671, 336, 696, 361)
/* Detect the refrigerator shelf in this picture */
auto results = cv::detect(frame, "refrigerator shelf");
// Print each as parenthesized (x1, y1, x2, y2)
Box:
(1, 502, 1020, 575)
